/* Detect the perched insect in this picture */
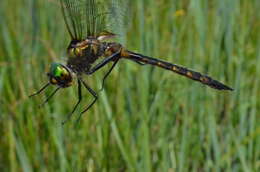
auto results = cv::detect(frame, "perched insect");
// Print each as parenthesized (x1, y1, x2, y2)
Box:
(30, 0, 233, 123)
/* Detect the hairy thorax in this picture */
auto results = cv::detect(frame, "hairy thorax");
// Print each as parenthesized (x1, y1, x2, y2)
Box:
(66, 38, 106, 74)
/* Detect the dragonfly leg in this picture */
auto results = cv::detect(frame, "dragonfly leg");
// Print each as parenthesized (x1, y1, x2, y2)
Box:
(38, 87, 60, 108)
(62, 79, 82, 125)
(99, 57, 120, 91)
(29, 83, 50, 97)
(86, 49, 121, 75)
(76, 78, 98, 123)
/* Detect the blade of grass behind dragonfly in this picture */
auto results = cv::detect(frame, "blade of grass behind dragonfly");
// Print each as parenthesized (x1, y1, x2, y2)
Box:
(100, 90, 135, 171)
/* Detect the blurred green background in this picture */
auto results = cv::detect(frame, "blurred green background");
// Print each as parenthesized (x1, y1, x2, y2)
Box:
(0, 0, 259, 171)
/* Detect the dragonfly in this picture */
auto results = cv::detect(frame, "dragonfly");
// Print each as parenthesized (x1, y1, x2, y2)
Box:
(30, 0, 233, 123)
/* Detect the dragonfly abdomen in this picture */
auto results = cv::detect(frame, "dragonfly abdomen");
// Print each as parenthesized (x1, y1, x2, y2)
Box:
(124, 51, 233, 91)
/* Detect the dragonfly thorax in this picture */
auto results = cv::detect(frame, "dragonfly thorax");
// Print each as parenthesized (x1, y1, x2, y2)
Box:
(66, 39, 106, 74)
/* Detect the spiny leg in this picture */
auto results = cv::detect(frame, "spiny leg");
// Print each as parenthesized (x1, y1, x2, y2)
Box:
(29, 83, 50, 97)
(76, 78, 98, 123)
(86, 49, 121, 75)
(99, 57, 120, 92)
(62, 79, 82, 125)
(38, 87, 60, 108)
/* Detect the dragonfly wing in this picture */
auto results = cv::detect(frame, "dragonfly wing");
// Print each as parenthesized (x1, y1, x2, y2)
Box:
(60, 0, 128, 40)
(59, 0, 84, 40)
(105, 0, 129, 42)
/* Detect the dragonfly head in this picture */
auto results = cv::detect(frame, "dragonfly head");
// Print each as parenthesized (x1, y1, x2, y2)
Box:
(47, 63, 73, 88)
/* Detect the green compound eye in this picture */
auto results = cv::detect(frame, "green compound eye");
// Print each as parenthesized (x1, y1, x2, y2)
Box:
(48, 63, 72, 87)
(50, 63, 66, 77)
(54, 67, 63, 77)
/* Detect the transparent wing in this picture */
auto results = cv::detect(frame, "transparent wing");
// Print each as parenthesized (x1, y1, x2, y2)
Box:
(105, 0, 129, 38)
(59, 0, 128, 40)
(59, 0, 84, 40)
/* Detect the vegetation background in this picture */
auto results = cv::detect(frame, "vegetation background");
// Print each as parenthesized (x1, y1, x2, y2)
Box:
(0, 0, 259, 171)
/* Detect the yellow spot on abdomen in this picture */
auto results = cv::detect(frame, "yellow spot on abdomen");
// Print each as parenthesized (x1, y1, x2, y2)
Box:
(187, 71, 193, 77)
(172, 66, 177, 71)
(200, 77, 208, 82)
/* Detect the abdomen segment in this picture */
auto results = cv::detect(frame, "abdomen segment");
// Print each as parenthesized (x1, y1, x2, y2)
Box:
(123, 51, 233, 91)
